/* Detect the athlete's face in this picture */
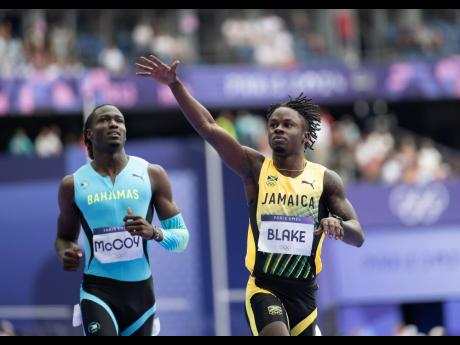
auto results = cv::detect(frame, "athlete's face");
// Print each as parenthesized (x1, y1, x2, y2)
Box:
(88, 105, 127, 152)
(267, 107, 309, 155)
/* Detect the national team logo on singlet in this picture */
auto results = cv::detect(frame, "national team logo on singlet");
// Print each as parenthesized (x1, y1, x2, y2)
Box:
(93, 226, 144, 264)
(266, 175, 278, 187)
(258, 215, 315, 256)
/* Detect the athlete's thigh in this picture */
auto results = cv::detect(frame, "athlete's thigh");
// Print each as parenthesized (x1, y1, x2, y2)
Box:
(81, 299, 118, 336)
(129, 314, 154, 336)
(246, 292, 289, 336)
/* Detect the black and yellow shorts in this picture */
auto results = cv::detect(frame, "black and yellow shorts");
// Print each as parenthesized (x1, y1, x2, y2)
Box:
(245, 275, 318, 336)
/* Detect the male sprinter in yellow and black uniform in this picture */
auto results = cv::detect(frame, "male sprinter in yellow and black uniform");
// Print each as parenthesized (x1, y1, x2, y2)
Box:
(136, 54, 365, 336)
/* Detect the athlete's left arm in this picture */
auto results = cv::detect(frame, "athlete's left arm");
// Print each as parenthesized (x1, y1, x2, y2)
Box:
(124, 164, 189, 252)
(148, 164, 189, 252)
(314, 169, 365, 247)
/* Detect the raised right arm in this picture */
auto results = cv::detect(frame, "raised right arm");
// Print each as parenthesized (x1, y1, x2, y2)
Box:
(136, 55, 264, 180)
(55, 175, 83, 271)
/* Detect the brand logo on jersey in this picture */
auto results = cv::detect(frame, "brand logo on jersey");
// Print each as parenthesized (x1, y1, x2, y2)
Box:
(88, 322, 101, 334)
(267, 305, 283, 316)
(132, 173, 144, 181)
(302, 180, 315, 189)
(266, 175, 278, 187)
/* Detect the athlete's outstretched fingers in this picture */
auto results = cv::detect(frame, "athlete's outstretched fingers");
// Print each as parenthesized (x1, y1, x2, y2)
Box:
(139, 56, 159, 68)
(136, 72, 151, 76)
(148, 54, 168, 68)
(135, 62, 154, 71)
(170, 60, 180, 74)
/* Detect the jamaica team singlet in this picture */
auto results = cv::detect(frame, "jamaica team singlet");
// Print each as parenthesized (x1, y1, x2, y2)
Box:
(245, 158, 327, 282)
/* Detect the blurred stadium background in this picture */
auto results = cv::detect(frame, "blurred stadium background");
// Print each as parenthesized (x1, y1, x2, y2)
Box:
(1, 8, 460, 336)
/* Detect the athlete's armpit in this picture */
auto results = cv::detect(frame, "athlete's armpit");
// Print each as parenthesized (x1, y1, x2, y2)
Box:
(323, 170, 365, 247)
(148, 164, 180, 220)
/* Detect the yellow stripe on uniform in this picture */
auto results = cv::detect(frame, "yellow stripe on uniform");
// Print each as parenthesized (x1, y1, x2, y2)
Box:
(245, 225, 257, 273)
(277, 255, 293, 276)
(315, 233, 326, 274)
(263, 253, 274, 273)
(270, 254, 284, 275)
(284, 255, 303, 278)
(290, 308, 318, 336)
(245, 276, 277, 336)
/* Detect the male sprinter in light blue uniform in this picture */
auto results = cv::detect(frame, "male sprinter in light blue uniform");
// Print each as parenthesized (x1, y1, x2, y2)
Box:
(55, 104, 189, 336)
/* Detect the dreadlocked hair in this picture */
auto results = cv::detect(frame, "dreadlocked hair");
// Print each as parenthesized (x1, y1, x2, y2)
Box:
(266, 93, 321, 150)
(83, 104, 113, 160)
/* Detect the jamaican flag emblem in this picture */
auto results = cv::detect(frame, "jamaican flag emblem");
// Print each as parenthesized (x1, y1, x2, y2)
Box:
(266, 175, 278, 187)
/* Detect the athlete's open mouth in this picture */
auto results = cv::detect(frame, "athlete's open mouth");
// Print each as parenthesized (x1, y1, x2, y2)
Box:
(107, 131, 121, 138)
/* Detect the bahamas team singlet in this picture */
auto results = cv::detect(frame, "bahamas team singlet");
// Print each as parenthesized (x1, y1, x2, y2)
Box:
(245, 158, 327, 282)
(73, 156, 153, 282)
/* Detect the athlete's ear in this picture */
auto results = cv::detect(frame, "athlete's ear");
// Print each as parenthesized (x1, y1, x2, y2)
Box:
(85, 129, 93, 142)
(303, 131, 310, 148)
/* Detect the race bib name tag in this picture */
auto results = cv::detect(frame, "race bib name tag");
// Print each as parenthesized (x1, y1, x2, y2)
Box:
(93, 226, 143, 264)
(258, 215, 315, 256)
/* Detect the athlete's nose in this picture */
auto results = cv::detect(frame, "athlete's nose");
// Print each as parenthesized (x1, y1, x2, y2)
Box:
(108, 118, 119, 128)
(274, 126, 284, 134)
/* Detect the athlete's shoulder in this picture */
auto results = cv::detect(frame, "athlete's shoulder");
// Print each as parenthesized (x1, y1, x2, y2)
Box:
(147, 163, 168, 177)
(323, 168, 346, 195)
(60, 174, 74, 187)
(128, 155, 150, 166)
(59, 174, 75, 199)
(72, 162, 93, 177)
(306, 160, 328, 173)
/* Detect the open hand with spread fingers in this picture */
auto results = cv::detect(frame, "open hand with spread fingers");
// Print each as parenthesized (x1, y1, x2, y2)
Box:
(135, 54, 180, 86)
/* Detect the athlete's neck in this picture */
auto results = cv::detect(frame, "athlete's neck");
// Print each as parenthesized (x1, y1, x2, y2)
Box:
(272, 152, 306, 177)
(92, 149, 129, 178)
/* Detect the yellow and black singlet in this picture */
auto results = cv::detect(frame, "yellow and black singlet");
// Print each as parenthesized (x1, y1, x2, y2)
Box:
(245, 158, 327, 282)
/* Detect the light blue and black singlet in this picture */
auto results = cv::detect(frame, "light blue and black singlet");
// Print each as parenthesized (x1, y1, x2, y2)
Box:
(73, 156, 156, 336)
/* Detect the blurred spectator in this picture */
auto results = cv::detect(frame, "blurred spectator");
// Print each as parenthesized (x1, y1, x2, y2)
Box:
(310, 112, 333, 167)
(234, 110, 266, 149)
(428, 326, 446, 336)
(132, 20, 155, 57)
(221, 13, 297, 66)
(34, 125, 63, 157)
(0, 20, 26, 77)
(49, 19, 75, 68)
(98, 42, 126, 75)
(0, 320, 16, 336)
(417, 139, 444, 183)
(355, 118, 395, 182)
(216, 111, 237, 139)
(1, 9, 460, 73)
(8, 127, 35, 157)
(395, 324, 426, 336)
(334, 9, 359, 65)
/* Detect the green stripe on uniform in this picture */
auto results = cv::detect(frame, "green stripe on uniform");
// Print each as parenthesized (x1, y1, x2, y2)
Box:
(294, 257, 308, 279)
(277, 255, 293, 276)
(284, 255, 303, 278)
(270, 254, 284, 275)
(302, 262, 312, 279)
(263, 254, 274, 273)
